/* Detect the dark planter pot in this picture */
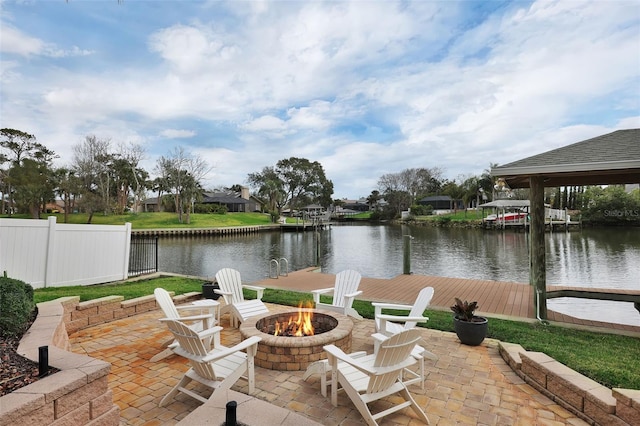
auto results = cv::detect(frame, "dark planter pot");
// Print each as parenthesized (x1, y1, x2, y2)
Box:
(201, 281, 221, 300)
(453, 316, 488, 346)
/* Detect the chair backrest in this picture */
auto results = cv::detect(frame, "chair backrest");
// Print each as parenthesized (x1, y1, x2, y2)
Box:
(215, 268, 245, 304)
(370, 328, 421, 393)
(162, 319, 218, 380)
(332, 270, 361, 308)
(155, 288, 179, 319)
(405, 287, 434, 330)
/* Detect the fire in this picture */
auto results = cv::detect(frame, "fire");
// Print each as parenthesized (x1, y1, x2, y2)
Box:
(274, 301, 315, 336)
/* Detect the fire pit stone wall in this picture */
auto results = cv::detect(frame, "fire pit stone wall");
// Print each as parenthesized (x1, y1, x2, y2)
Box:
(239, 309, 354, 371)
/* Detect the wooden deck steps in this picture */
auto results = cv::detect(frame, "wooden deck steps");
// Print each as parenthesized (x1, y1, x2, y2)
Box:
(254, 268, 640, 334)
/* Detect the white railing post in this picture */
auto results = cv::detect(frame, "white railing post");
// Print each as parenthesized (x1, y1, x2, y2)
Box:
(122, 222, 132, 280)
(44, 216, 57, 288)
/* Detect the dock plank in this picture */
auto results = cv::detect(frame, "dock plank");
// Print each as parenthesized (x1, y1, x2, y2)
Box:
(254, 268, 640, 333)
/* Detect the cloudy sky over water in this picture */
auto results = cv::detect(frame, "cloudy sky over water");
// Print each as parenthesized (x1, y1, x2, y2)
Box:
(1, 0, 639, 199)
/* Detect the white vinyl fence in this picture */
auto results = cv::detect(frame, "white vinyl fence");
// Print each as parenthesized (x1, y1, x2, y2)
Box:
(0, 217, 131, 289)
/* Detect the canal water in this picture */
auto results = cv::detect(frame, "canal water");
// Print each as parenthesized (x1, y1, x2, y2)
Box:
(157, 223, 640, 326)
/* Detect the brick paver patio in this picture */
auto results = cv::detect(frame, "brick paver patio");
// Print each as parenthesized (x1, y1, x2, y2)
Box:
(70, 303, 590, 426)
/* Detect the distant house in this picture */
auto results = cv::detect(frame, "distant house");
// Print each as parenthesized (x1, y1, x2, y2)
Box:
(202, 187, 262, 212)
(418, 196, 464, 212)
(342, 198, 370, 212)
(140, 186, 263, 213)
(301, 204, 324, 215)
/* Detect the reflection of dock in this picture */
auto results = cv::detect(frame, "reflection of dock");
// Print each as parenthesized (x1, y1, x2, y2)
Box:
(483, 219, 581, 231)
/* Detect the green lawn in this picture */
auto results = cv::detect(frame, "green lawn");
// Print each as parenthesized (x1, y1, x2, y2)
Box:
(34, 275, 640, 391)
(5, 212, 275, 229)
(412, 210, 487, 222)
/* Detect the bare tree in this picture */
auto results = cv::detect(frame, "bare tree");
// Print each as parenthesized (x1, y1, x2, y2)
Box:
(72, 135, 112, 222)
(155, 147, 212, 223)
(114, 142, 147, 214)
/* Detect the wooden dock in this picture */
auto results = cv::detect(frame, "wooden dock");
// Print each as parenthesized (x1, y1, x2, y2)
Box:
(279, 222, 330, 231)
(253, 268, 640, 334)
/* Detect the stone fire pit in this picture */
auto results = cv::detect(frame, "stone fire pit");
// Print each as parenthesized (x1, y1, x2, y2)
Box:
(239, 309, 353, 371)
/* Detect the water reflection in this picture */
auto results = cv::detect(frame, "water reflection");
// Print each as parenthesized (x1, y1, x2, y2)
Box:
(157, 224, 640, 326)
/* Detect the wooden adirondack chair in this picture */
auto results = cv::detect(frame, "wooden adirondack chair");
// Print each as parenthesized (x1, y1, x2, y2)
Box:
(312, 269, 363, 319)
(151, 287, 218, 362)
(158, 318, 261, 407)
(370, 286, 436, 390)
(324, 328, 430, 425)
(214, 268, 269, 327)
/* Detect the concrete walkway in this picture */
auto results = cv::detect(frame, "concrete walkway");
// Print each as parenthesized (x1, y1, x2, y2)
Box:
(70, 302, 590, 425)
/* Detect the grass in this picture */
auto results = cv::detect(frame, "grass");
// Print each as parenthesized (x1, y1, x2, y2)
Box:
(34, 275, 640, 390)
(412, 210, 488, 222)
(7, 212, 274, 229)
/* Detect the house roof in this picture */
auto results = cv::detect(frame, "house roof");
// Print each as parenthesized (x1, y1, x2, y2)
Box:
(420, 195, 453, 202)
(204, 195, 249, 204)
(202, 192, 249, 204)
(478, 200, 530, 208)
(492, 129, 640, 188)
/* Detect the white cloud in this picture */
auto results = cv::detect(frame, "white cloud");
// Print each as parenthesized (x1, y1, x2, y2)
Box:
(0, 24, 92, 58)
(0, 25, 44, 56)
(1, 0, 638, 198)
(159, 129, 197, 139)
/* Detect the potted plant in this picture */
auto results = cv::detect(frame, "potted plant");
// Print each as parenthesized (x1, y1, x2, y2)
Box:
(201, 281, 221, 300)
(450, 298, 488, 346)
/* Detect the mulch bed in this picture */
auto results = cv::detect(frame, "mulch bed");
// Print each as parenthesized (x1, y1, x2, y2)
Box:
(0, 313, 58, 397)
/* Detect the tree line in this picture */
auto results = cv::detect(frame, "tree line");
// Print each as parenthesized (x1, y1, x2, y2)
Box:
(0, 128, 211, 224)
(2, 128, 637, 225)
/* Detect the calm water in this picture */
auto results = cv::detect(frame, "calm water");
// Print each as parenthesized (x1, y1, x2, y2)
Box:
(157, 224, 640, 326)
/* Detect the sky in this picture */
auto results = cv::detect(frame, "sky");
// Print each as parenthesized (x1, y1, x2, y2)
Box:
(1, 0, 639, 200)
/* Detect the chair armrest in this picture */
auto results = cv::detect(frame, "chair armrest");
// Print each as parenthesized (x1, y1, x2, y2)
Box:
(202, 336, 262, 362)
(171, 313, 214, 322)
(196, 326, 223, 339)
(214, 289, 234, 304)
(375, 314, 429, 323)
(342, 291, 363, 308)
(243, 284, 265, 300)
(324, 345, 377, 375)
(344, 290, 363, 299)
(311, 288, 333, 303)
(371, 302, 412, 311)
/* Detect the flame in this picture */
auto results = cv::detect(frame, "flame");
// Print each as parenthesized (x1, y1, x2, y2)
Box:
(274, 301, 315, 336)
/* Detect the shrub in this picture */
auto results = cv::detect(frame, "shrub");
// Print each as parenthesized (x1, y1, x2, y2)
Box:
(0, 275, 35, 337)
(436, 215, 452, 224)
(194, 203, 215, 213)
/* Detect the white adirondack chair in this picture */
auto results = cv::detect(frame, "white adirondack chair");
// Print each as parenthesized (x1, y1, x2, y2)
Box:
(324, 328, 430, 425)
(151, 288, 218, 362)
(158, 318, 261, 407)
(371, 287, 436, 389)
(214, 268, 269, 327)
(311, 269, 363, 319)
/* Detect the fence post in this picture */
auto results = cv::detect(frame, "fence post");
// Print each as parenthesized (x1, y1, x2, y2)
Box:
(44, 216, 57, 288)
(122, 223, 132, 280)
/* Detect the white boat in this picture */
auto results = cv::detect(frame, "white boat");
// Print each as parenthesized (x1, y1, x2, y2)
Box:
(485, 210, 527, 223)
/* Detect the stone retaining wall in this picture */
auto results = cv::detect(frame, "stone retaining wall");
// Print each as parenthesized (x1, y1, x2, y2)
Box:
(0, 291, 202, 426)
(499, 342, 640, 426)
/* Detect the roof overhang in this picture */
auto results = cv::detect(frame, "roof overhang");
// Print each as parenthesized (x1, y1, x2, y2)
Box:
(497, 167, 640, 188)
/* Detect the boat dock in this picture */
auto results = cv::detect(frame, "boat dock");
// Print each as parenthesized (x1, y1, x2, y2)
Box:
(254, 268, 640, 334)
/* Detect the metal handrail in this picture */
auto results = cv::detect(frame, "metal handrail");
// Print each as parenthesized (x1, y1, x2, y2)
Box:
(269, 257, 289, 278)
(278, 258, 289, 276)
(269, 259, 280, 279)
